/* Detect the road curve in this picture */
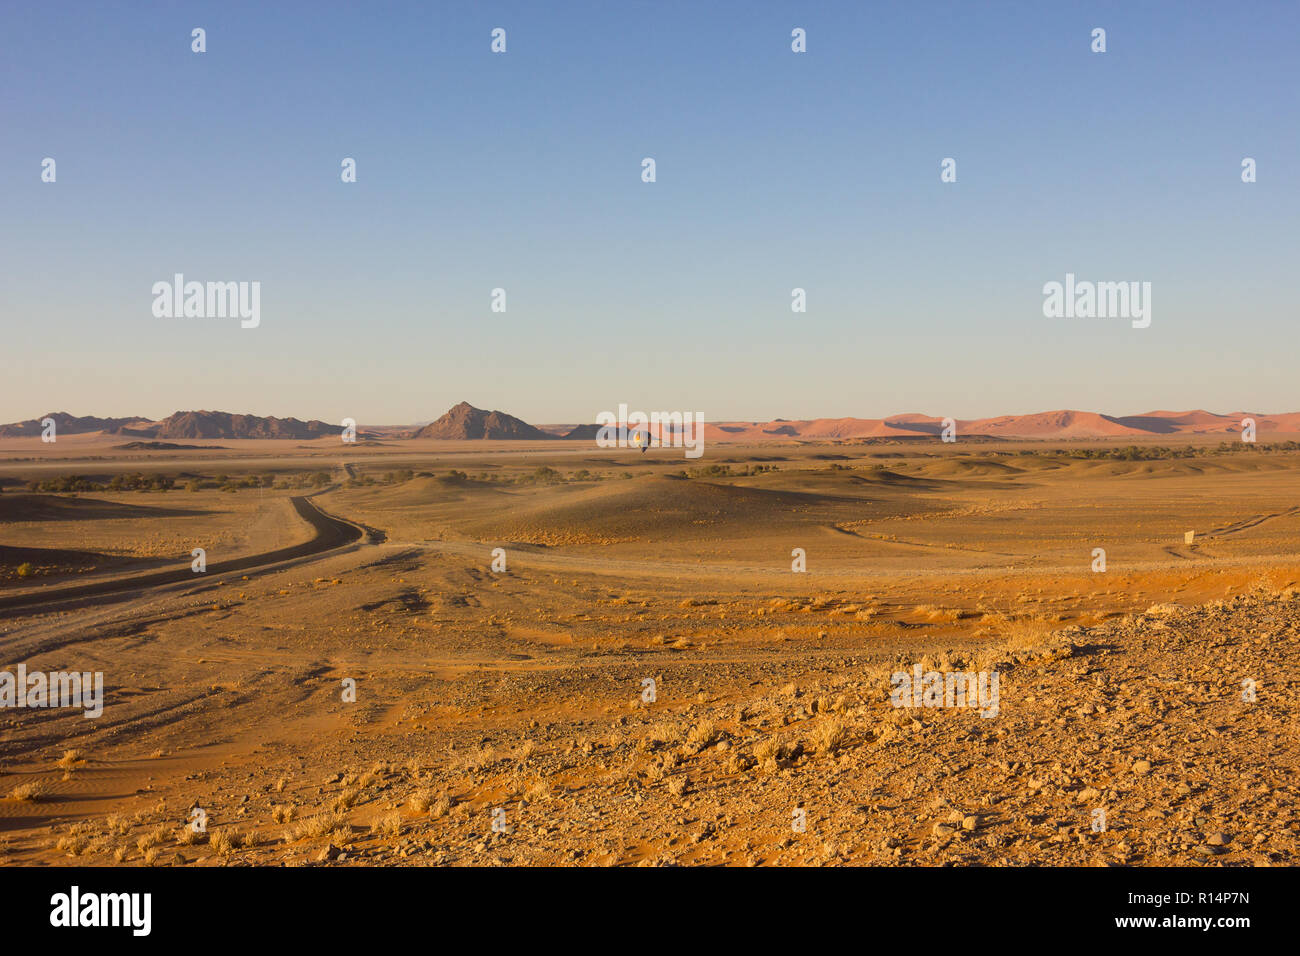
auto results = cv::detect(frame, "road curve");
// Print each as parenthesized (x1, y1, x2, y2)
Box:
(0, 494, 366, 615)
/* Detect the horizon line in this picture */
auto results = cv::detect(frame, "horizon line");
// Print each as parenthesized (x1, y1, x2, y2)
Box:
(4, 404, 1293, 429)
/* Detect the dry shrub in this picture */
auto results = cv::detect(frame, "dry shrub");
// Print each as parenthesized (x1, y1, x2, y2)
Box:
(462, 747, 496, 773)
(645, 723, 682, 746)
(135, 825, 169, 853)
(8, 781, 51, 802)
(291, 811, 348, 842)
(524, 778, 550, 801)
(56, 749, 85, 769)
(810, 718, 847, 755)
(997, 616, 1059, 653)
(212, 827, 246, 855)
(332, 788, 361, 811)
(752, 737, 782, 763)
(916, 605, 963, 623)
(686, 719, 718, 749)
(726, 752, 755, 774)
(56, 834, 88, 856)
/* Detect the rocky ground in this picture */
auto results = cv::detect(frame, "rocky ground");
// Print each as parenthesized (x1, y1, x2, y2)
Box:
(12, 583, 1296, 867)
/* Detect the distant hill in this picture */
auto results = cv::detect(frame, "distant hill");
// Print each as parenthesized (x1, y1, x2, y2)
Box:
(114, 441, 228, 450)
(125, 411, 339, 440)
(0, 412, 149, 438)
(0, 410, 342, 440)
(560, 423, 603, 440)
(410, 402, 555, 440)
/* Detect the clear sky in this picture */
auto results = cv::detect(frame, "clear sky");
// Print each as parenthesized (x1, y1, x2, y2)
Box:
(3, 1, 1297, 425)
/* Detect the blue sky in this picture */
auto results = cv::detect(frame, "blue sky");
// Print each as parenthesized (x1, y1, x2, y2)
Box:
(3, 1, 1297, 424)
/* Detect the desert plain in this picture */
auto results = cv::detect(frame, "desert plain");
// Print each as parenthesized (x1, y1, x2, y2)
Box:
(1, 431, 1299, 866)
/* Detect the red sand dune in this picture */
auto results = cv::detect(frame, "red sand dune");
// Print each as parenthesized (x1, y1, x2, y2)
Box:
(698, 409, 1300, 441)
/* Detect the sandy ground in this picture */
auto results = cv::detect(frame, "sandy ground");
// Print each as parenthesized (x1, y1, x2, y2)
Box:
(0, 437, 1297, 866)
